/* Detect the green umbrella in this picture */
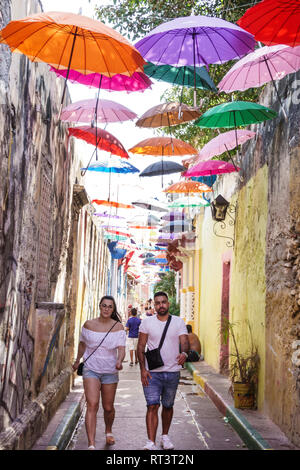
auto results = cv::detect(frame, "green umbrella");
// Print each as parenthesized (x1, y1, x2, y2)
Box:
(195, 101, 277, 129)
(144, 62, 217, 107)
(168, 196, 210, 208)
(194, 100, 277, 164)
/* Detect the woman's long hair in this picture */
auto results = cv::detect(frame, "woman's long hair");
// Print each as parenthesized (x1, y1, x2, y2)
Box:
(99, 295, 122, 323)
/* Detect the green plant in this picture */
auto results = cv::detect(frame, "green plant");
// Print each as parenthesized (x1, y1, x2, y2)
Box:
(221, 319, 260, 387)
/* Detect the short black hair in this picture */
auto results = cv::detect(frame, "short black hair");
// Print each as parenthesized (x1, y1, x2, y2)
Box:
(131, 308, 137, 316)
(186, 324, 192, 333)
(154, 291, 168, 300)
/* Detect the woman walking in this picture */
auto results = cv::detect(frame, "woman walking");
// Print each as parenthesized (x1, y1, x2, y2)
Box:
(72, 296, 126, 449)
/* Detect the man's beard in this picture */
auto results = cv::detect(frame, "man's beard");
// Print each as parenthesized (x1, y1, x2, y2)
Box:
(158, 308, 169, 316)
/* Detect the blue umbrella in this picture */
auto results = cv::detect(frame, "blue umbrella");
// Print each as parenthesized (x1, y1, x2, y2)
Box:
(81, 156, 139, 174)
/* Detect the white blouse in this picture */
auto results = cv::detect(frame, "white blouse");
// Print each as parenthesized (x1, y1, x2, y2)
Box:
(80, 326, 126, 374)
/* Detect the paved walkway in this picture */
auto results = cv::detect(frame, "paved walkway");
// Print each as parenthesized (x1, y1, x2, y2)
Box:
(33, 358, 299, 452)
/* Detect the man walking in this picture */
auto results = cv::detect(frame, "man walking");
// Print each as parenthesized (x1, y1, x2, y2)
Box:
(137, 291, 189, 450)
(126, 308, 141, 366)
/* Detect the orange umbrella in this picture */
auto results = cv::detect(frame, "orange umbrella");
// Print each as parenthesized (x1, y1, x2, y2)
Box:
(0, 12, 145, 110)
(128, 137, 198, 157)
(92, 199, 133, 209)
(0, 12, 144, 76)
(163, 180, 212, 193)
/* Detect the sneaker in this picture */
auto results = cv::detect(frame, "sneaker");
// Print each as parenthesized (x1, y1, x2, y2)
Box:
(143, 440, 159, 450)
(160, 434, 174, 450)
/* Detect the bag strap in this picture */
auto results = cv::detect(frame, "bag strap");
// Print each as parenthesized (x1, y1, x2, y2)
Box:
(158, 315, 172, 350)
(83, 321, 118, 364)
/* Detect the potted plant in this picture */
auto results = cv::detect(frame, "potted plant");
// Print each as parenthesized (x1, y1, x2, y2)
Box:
(221, 319, 260, 409)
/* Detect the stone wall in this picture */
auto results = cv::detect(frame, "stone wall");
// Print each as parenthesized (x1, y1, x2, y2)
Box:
(240, 71, 300, 446)
(0, 0, 88, 448)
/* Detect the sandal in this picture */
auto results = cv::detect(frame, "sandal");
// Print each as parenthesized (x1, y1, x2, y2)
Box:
(88, 445, 96, 450)
(105, 433, 115, 445)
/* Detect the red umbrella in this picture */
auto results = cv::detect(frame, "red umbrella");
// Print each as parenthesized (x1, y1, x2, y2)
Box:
(68, 126, 129, 159)
(238, 0, 300, 47)
(106, 229, 131, 237)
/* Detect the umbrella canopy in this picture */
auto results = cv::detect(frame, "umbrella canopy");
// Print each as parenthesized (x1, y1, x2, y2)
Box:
(61, 98, 137, 124)
(237, 0, 300, 47)
(139, 160, 186, 177)
(160, 220, 191, 233)
(105, 229, 131, 238)
(168, 196, 210, 208)
(185, 160, 240, 178)
(80, 156, 139, 174)
(185, 130, 256, 165)
(161, 211, 187, 221)
(219, 44, 300, 92)
(92, 199, 134, 209)
(135, 15, 255, 67)
(143, 63, 217, 92)
(195, 101, 277, 129)
(132, 198, 168, 212)
(163, 180, 212, 193)
(93, 213, 125, 219)
(0, 11, 145, 76)
(136, 102, 201, 128)
(190, 175, 217, 187)
(50, 66, 152, 93)
(68, 127, 129, 159)
(157, 233, 182, 241)
(129, 137, 198, 157)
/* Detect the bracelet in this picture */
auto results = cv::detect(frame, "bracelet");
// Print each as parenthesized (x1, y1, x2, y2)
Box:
(181, 352, 188, 358)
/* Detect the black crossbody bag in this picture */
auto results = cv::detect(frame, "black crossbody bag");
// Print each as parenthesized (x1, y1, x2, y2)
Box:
(77, 321, 118, 376)
(144, 315, 172, 370)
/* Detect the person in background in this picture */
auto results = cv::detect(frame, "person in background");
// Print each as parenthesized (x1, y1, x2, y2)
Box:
(186, 324, 201, 362)
(126, 307, 141, 366)
(72, 296, 126, 449)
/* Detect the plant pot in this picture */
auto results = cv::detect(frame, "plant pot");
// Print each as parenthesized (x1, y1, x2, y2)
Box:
(233, 382, 255, 409)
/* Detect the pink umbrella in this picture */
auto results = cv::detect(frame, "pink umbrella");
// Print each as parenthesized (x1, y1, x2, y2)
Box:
(61, 98, 137, 124)
(50, 66, 152, 93)
(184, 130, 256, 166)
(218, 44, 300, 119)
(185, 160, 240, 178)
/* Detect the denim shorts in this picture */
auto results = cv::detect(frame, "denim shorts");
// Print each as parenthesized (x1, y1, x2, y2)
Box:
(143, 371, 180, 408)
(82, 366, 119, 384)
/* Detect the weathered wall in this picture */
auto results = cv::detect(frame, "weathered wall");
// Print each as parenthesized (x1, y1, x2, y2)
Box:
(0, 0, 111, 449)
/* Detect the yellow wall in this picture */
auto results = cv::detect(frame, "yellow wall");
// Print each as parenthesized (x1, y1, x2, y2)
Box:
(230, 166, 268, 410)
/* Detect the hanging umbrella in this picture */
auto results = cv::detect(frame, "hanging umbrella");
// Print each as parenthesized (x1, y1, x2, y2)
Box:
(61, 98, 137, 124)
(185, 130, 256, 167)
(139, 160, 186, 177)
(132, 198, 168, 212)
(157, 233, 182, 241)
(136, 102, 201, 128)
(144, 62, 217, 92)
(195, 101, 277, 166)
(184, 160, 240, 178)
(50, 66, 152, 93)
(92, 199, 134, 209)
(195, 101, 277, 128)
(159, 220, 191, 233)
(161, 211, 186, 221)
(129, 137, 198, 157)
(105, 229, 131, 238)
(135, 15, 255, 105)
(80, 156, 139, 174)
(68, 127, 129, 159)
(237, 0, 300, 47)
(190, 175, 217, 187)
(0, 12, 145, 113)
(93, 213, 125, 219)
(163, 180, 213, 194)
(104, 233, 128, 241)
(168, 196, 210, 208)
(218, 44, 300, 119)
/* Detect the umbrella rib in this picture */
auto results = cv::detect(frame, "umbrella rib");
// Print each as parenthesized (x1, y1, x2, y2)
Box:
(103, 35, 135, 77)
(89, 30, 113, 77)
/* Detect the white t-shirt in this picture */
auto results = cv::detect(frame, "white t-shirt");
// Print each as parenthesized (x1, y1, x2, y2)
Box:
(80, 326, 126, 374)
(139, 314, 188, 372)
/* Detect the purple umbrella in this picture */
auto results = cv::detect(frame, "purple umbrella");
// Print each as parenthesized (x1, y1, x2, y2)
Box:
(135, 16, 255, 105)
(161, 211, 186, 221)
(94, 213, 125, 219)
(136, 16, 255, 67)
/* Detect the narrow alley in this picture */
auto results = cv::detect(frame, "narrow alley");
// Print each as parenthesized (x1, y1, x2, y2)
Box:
(1, 0, 300, 455)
